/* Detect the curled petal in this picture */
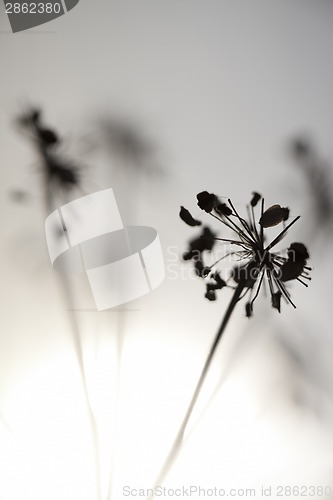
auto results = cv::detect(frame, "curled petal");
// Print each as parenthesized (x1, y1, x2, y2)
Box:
(179, 206, 202, 227)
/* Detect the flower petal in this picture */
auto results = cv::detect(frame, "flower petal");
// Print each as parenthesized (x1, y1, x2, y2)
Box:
(179, 206, 202, 226)
(259, 205, 289, 227)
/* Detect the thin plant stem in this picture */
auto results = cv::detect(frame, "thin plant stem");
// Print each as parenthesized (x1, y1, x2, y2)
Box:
(147, 279, 246, 499)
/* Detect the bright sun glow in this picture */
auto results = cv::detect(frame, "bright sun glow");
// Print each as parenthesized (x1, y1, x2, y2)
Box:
(1, 315, 330, 500)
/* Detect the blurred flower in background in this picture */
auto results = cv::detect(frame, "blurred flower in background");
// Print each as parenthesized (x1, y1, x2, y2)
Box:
(289, 137, 333, 242)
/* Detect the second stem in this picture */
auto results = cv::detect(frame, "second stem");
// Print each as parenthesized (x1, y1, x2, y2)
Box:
(148, 279, 246, 499)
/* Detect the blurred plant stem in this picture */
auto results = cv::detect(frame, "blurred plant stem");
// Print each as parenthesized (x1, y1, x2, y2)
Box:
(43, 186, 102, 500)
(147, 279, 246, 499)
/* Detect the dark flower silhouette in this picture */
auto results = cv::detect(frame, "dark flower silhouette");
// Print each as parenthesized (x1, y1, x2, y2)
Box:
(151, 192, 311, 495)
(181, 192, 311, 316)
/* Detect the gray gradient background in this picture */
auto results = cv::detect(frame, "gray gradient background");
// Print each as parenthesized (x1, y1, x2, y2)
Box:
(0, 1, 333, 499)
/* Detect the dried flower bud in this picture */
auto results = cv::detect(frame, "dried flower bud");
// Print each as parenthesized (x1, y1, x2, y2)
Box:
(250, 192, 262, 207)
(259, 204, 289, 227)
(197, 191, 217, 213)
(214, 202, 232, 217)
(179, 206, 202, 227)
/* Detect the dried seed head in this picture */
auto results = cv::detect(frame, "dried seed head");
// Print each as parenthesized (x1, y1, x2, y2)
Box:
(183, 191, 310, 314)
(259, 204, 289, 227)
